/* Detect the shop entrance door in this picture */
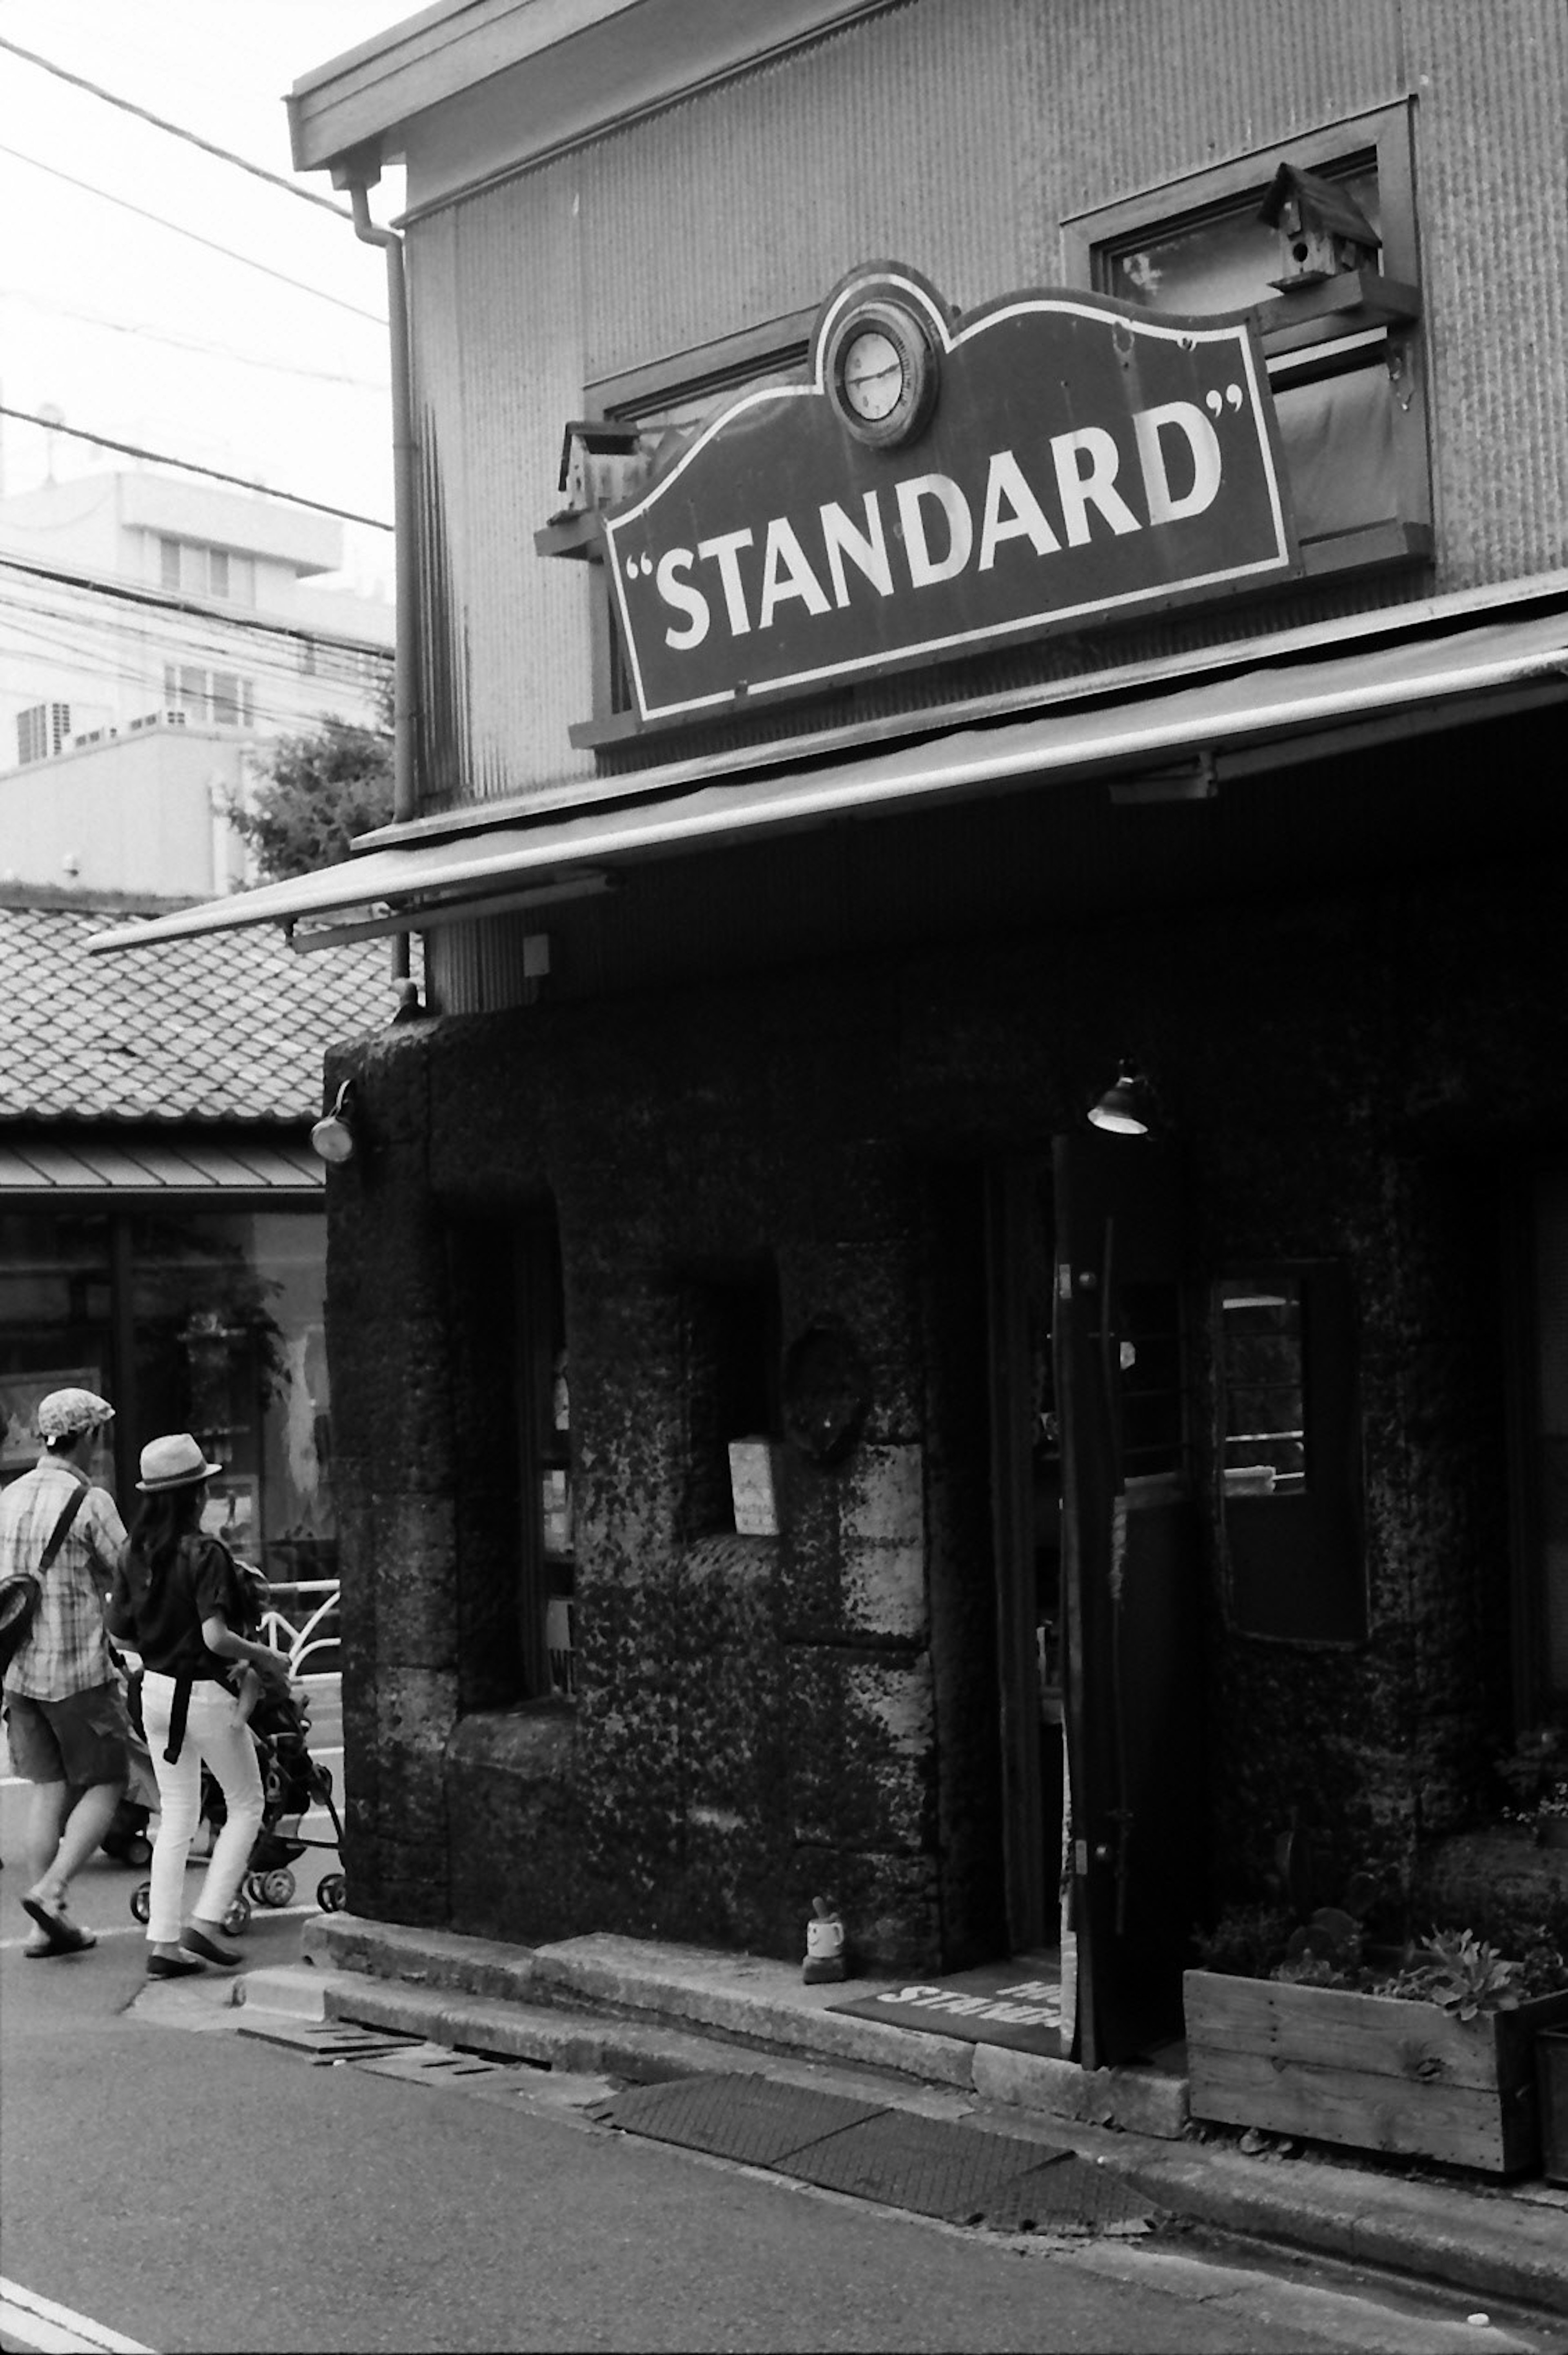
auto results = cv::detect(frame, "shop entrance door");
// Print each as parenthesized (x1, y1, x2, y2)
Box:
(1053, 1131, 1205, 2069)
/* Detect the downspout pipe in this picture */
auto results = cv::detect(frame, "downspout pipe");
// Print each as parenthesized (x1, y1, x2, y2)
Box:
(339, 160, 419, 992)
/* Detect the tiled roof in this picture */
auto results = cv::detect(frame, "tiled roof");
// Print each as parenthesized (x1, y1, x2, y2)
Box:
(0, 1134, 325, 1192)
(0, 899, 398, 1123)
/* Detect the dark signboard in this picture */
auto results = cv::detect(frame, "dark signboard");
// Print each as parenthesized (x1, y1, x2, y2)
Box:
(601, 265, 1297, 725)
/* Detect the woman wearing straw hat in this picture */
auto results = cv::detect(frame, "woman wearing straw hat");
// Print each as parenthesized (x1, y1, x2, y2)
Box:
(107, 1434, 292, 1977)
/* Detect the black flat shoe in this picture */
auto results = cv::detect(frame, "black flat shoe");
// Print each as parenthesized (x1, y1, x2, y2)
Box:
(181, 1926, 242, 1967)
(147, 1954, 206, 1979)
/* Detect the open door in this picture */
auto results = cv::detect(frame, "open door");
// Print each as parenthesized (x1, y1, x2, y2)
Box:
(1054, 1130, 1204, 2068)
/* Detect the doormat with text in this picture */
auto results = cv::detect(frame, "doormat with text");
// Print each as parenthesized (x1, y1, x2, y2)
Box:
(827, 1957, 1065, 2056)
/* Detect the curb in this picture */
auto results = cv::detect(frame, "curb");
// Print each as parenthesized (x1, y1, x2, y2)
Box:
(291, 1920, 1568, 2319)
(299, 1917, 1189, 2139)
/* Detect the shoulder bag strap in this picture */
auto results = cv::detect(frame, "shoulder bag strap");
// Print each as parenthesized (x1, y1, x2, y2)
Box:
(38, 1483, 89, 1573)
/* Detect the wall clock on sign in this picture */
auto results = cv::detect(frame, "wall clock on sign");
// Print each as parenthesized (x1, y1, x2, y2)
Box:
(826, 297, 940, 448)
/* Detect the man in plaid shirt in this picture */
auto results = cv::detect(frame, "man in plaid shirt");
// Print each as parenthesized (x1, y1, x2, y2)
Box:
(1, 1387, 129, 1956)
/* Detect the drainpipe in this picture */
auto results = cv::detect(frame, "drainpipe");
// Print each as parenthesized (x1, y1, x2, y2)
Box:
(338, 156, 419, 995)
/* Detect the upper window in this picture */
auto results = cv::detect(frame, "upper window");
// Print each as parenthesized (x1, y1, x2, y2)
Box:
(158, 536, 256, 605)
(163, 664, 256, 727)
(1062, 102, 1428, 578)
(539, 312, 814, 744)
(1213, 1262, 1364, 1645)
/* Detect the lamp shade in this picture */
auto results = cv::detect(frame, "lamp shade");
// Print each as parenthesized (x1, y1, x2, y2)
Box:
(1087, 1069, 1153, 1135)
(310, 1081, 357, 1165)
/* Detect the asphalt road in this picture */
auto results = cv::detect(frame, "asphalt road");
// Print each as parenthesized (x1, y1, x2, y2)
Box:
(4, 1756, 1564, 2355)
(5, 1905, 1566, 2355)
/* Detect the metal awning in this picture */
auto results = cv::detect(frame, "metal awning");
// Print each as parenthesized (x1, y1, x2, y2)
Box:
(0, 1137, 324, 1192)
(87, 603, 1568, 955)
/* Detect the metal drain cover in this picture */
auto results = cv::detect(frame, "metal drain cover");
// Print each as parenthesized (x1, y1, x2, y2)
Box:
(592, 2073, 886, 2168)
(236, 2017, 425, 2063)
(969, 2154, 1159, 2236)
(356, 2041, 525, 2083)
(787, 2108, 1062, 2220)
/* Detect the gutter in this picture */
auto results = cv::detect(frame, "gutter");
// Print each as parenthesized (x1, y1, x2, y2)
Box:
(337, 156, 421, 994)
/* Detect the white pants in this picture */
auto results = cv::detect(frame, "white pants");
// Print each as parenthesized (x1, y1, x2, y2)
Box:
(140, 1673, 264, 1945)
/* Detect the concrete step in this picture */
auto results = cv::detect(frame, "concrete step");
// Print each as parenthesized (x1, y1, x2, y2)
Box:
(287, 1917, 1568, 2320)
(299, 1916, 1188, 2139)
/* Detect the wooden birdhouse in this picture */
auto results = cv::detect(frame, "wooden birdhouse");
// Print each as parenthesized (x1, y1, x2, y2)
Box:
(1258, 164, 1381, 290)
(556, 420, 650, 515)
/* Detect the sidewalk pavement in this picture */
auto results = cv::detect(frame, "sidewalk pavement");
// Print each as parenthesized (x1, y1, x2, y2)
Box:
(234, 1914, 1568, 2321)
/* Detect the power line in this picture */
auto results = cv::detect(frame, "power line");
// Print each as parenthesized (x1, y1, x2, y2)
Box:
(0, 407, 392, 532)
(0, 552, 396, 659)
(0, 590, 389, 705)
(0, 287, 388, 390)
(0, 140, 385, 325)
(0, 32, 358, 221)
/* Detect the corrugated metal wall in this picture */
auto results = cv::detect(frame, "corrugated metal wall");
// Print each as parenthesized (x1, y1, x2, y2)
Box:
(408, 0, 1567, 1008)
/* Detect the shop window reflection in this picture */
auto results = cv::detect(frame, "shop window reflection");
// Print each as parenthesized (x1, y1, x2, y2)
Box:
(131, 1210, 336, 1659)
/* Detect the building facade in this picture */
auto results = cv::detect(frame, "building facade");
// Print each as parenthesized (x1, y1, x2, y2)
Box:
(99, 0, 1568, 2072)
(0, 470, 392, 900)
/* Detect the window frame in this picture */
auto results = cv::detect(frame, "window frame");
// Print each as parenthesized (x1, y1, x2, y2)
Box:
(1061, 100, 1429, 582)
(1212, 1257, 1365, 1647)
(564, 309, 817, 746)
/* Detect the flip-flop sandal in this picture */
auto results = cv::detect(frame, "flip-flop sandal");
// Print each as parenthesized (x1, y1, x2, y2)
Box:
(22, 1919, 97, 1957)
(21, 1895, 96, 1953)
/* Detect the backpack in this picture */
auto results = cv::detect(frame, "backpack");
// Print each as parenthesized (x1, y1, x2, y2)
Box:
(0, 1482, 90, 1674)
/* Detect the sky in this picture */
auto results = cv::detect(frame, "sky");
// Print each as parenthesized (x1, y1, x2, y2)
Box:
(0, 0, 415, 599)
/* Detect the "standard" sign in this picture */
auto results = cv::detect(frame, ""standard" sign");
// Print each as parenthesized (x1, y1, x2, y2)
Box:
(601, 268, 1297, 725)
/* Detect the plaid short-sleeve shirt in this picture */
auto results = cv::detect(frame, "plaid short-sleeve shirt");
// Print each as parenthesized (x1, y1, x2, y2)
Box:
(0, 1455, 127, 1700)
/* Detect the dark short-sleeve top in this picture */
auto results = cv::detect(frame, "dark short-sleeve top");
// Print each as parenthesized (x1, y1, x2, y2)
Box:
(108, 1535, 246, 1682)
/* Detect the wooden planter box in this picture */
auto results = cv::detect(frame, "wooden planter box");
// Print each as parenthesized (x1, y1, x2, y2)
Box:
(1185, 1969, 1568, 2175)
(1540, 2028, 1568, 2186)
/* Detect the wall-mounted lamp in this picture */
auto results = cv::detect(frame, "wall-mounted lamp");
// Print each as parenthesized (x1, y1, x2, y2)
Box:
(1087, 1065, 1155, 1136)
(310, 1080, 358, 1166)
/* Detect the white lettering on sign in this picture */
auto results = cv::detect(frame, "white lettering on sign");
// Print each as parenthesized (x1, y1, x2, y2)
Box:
(650, 396, 1234, 655)
(758, 517, 831, 628)
(872, 1983, 1062, 2026)
(696, 527, 755, 635)
(820, 495, 895, 607)
(896, 474, 973, 588)
(1051, 426, 1140, 545)
(657, 548, 708, 649)
(1134, 399, 1223, 525)
(978, 450, 1061, 570)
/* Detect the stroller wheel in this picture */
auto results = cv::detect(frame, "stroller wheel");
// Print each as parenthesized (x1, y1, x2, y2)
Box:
(130, 1881, 151, 1925)
(244, 1872, 265, 1905)
(125, 1833, 153, 1869)
(260, 1869, 296, 1909)
(223, 1894, 252, 1938)
(316, 1872, 347, 1913)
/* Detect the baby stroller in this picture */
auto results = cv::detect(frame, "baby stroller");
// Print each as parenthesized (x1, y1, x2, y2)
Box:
(122, 1674, 347, 1933)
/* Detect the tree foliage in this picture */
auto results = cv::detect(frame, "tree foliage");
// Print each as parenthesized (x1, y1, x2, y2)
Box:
(228, 705, 394, 885)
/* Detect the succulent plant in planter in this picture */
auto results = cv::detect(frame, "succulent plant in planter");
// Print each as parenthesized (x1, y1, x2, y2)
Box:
(1185, 1882, 1568, 2173)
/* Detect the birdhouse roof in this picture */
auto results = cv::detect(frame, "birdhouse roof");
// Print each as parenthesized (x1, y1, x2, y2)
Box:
(1258, 163, 1380, 248)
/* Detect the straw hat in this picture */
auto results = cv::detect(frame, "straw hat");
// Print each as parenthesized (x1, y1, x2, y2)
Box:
(136, 1433, 223, 1492)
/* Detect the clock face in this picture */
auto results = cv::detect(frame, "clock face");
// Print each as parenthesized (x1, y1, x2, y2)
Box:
(841, 328, 905, 421)
(828, 297, 939, 447)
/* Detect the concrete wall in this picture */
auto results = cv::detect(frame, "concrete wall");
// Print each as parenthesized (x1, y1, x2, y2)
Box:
(0, 725, 248, 898)
(322, 713, 1564, 1967)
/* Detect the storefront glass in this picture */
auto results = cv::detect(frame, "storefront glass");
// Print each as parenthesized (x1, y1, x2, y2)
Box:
(1, 1205, 334, 1609)
(0, 1209, 115, 1488)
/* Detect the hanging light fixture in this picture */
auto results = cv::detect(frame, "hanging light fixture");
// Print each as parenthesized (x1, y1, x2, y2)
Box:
(1087, 1065, 1154, 1136)
(310, 1079, 359, 1165)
